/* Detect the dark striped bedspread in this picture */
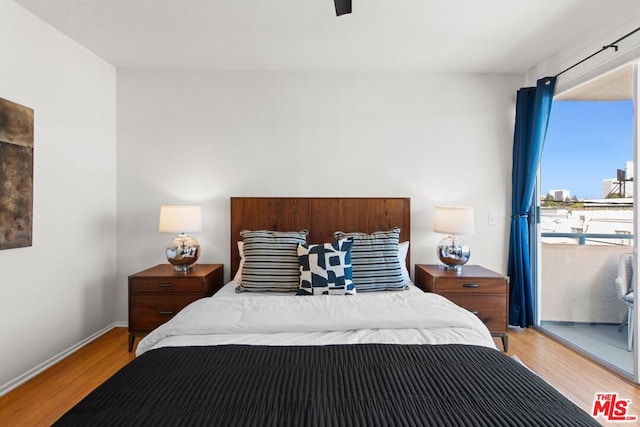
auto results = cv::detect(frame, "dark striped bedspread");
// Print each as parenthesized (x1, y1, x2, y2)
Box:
(55, 344, 600, 426)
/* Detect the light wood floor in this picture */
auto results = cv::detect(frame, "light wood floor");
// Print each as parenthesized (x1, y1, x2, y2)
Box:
(0, 327, 638, 426)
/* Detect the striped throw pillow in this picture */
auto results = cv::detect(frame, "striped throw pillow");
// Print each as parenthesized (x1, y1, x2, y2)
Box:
(333, 227, 406, 291)
(236, 229, 308, 292)
(297, 238, 355, 296)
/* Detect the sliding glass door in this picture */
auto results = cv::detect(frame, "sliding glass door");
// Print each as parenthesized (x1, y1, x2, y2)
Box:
(536, 63, 637, 381)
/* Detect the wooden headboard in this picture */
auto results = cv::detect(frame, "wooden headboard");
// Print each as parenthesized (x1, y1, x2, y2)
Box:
(230, 197, 411, 277)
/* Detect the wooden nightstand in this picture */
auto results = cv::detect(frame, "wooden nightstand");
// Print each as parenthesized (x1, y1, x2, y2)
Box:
(128, 263, 224, 352)
(414, 264, 509, 351)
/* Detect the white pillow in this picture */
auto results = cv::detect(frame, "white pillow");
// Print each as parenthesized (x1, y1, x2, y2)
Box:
(398, 241, 410, 285)
(232, 241, 244, 283)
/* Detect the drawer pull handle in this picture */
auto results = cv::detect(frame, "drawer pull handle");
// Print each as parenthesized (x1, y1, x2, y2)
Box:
(159, 283, 175, 288)
(158, 310, 174, 315)
(462, 283, 480, 288)
(470, 310, 479, 316)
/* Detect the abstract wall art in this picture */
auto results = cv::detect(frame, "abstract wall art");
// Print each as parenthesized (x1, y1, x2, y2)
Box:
(0, 97, 34, 250)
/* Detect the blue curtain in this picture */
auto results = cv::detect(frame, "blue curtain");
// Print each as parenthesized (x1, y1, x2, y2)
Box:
(508, 76, 556, 328)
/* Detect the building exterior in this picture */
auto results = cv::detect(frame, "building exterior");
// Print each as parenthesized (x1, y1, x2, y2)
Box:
(602, 161, 634, 198)
(548, 189, 571, 201)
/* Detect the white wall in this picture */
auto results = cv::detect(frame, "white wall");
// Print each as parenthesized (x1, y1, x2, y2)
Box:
(116, 69, 522, 322)
(0, 2, 117, 394)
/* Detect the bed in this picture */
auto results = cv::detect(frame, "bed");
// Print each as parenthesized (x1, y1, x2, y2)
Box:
(55, 197, 599, 426)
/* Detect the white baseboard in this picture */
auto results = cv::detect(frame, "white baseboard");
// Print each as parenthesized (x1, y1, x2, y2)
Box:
(0, 322, 122, 397)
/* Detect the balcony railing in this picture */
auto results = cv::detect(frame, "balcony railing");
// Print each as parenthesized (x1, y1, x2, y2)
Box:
(541, 232, 633, 245)
(540, 233, 633, 324)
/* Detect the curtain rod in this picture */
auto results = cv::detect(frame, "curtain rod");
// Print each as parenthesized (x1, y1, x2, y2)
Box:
(555, 26, 640, 78)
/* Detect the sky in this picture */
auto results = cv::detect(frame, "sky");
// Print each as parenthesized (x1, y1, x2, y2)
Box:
(541, 99, 634, 200)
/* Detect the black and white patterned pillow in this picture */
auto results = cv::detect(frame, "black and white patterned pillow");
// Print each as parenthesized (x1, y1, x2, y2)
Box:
(297, 238, 355, 296)
(236, 229, 308, 292)
(333, 227, 406, 291)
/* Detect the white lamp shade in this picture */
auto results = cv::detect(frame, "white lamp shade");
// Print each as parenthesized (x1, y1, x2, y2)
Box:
(159, 205, 202, 233)
(433, 206, 475, 235)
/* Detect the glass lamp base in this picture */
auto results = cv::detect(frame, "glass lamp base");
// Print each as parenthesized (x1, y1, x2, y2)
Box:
(166, 233, 200, 272)
(436, 235, 470, 271)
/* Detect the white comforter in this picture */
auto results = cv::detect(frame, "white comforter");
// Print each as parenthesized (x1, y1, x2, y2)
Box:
(136, 283, 497, 356)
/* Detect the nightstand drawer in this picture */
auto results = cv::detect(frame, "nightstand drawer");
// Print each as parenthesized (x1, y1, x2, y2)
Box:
(130, 277, 205, 294)
(414, 264, 510, 351)
(434, 278, 506, 294)
(128, 264, 224, 352)
(442, 293, 507, 332)
(129, 294, 201, 330)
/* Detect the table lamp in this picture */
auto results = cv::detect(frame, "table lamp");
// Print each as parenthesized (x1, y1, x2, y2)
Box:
(433, 206, 475, 271)
(159, 205, 202, 272)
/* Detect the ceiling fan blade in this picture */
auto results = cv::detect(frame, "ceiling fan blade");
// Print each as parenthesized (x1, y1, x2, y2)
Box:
(334, 0, 352, 16)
